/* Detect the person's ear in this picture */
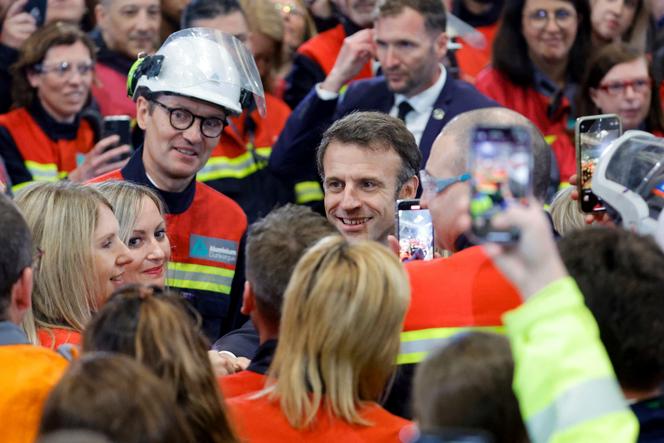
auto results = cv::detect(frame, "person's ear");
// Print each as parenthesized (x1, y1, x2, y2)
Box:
(27, 69, 41, 89)
(94, 3, 106, 28)
(240, 281, 255, 316)
(434, 32, 448, 60)
(136, 96, 150, 131)
(398, 175, 419, 199)
(9, 267, 33, 324)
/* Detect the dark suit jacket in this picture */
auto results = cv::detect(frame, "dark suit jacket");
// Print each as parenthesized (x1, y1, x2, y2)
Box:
(269, 75, 498, 181)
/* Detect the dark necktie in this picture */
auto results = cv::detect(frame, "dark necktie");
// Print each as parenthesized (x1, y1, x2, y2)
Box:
(397, 101, 414, 123)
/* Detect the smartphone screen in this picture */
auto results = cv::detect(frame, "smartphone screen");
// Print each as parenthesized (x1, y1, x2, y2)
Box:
(469, 126, 532, 244)
(576, 115, 621, 213)
(396, 199, 434, 262)
(103, 116, 132, 161)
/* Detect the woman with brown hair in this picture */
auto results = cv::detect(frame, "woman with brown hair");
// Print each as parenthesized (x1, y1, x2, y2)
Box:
(0, 21, 128, 190)
(82, 285, 237, 443)
(39, 353, 195, 443)
(227, 236, 412, 441)
(577, 42, 664, 133)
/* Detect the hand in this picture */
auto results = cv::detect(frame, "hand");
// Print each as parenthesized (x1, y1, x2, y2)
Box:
(208, 350, 248, 377)
(68, 135, 131, 182)
(320, 29, 375, 93)
(1, 0, 37, 49)
(567, 174, 614, 226)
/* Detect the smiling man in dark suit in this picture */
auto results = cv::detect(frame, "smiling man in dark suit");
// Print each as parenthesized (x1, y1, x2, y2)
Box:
(269, 0, 496, 184)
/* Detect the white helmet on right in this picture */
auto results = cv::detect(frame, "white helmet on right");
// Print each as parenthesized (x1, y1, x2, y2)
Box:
(127, 28, 265, 116)
(593, 131, 664, 249)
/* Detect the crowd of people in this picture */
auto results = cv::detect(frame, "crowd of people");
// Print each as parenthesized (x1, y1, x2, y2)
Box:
(1, 0, 664, 442)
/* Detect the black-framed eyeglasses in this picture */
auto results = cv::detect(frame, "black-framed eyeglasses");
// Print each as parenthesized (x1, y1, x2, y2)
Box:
(420, 169, 471, 197)
(150, 99, 228, 138)
(34, 61, 95, 77)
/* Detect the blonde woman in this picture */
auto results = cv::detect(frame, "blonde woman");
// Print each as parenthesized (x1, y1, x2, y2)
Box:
(14, 181, 132, 349)
(227, 235, 413, 441)
(94, 182, 171, 287)
(549, 186, 587, 236)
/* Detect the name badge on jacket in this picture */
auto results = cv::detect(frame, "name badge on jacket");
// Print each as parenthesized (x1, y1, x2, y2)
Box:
(189, 234, 238, 266)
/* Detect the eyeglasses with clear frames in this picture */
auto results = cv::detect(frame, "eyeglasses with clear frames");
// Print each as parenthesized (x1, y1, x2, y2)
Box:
(597, 78, 652, 96)
(150, 99, 228, 138)
(524, 8, 577, 29)
(420, 169, 471, 197)
(34, 61, 95, 77)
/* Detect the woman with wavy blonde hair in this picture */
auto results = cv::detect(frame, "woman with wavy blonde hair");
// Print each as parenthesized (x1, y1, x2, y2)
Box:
(227, 235, 412, 441)
(94, 182, 171, 287)
(82, 285, 237, 443)
(14, 181, 132, 349)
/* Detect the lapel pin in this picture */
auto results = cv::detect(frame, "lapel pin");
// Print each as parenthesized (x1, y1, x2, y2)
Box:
(432, 108, 445, 120)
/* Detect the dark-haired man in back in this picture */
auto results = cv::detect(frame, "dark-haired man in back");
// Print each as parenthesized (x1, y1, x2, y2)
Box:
(270, 0, 495, 189)
(559, 228, 664, 442)
(0, 194, 68, 443)
(214, 204, 337, 391)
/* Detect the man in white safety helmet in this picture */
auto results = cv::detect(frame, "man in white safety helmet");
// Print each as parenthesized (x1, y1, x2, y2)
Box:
(91, 28, 265, 341)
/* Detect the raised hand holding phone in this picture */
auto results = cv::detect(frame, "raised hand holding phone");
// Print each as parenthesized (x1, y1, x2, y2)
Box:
(468, 125, 533, 244)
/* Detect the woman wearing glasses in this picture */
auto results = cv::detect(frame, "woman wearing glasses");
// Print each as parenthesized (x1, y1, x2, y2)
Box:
(0, 22, 129, 191)
(578, 42, 664, 133)
(475, 0, 592, 182)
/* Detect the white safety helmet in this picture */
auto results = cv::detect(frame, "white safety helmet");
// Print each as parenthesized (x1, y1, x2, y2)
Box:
(127, 28, 265, 116)
(592, 130, 664, 249)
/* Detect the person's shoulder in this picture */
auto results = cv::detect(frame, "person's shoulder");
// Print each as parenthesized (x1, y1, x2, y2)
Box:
(87, 169, 123, 184)
(359, 403, 414, 439)
(219, 371, 267, 399)
(298, 24, 345, 52)
(474, 66, 515, 93)
(264, 93, 292, 118)
(194, 182, 248, 221)
(0, 344, 68, 375)
(406, 247, 493, 276)
(444, 76, 498, 106)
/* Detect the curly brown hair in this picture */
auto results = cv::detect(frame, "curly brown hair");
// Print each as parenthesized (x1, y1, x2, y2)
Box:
(10, 21, 96, 108)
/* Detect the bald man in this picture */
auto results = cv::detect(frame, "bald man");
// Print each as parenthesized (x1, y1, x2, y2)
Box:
(385, 107, 552, 418)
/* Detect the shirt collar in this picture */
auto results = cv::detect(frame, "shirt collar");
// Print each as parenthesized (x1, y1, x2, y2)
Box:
(120, 146, 197, 215)
(394, 65, 447, 114)
(28, 99, 82, 141)
(0, 321, 30, 346)
(246, 339, 278, 375)
(532, 65, 577, 120)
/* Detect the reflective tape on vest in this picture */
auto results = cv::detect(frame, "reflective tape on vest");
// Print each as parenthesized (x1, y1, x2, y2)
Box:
(526, 377, 628, 443)
(167, 262, 235, 295)
(397, 326, 505, 364)
(294, 181, 324, 204)
(197, 147, 271, 182)
(24, 160, 60, 182)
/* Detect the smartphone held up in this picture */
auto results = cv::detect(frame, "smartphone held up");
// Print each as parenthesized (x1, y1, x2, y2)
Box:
(575, 114, 622, 213)
(468, 125, 533, 244)
(103, 115, 133, 162)
(396, 199, 434, 263)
